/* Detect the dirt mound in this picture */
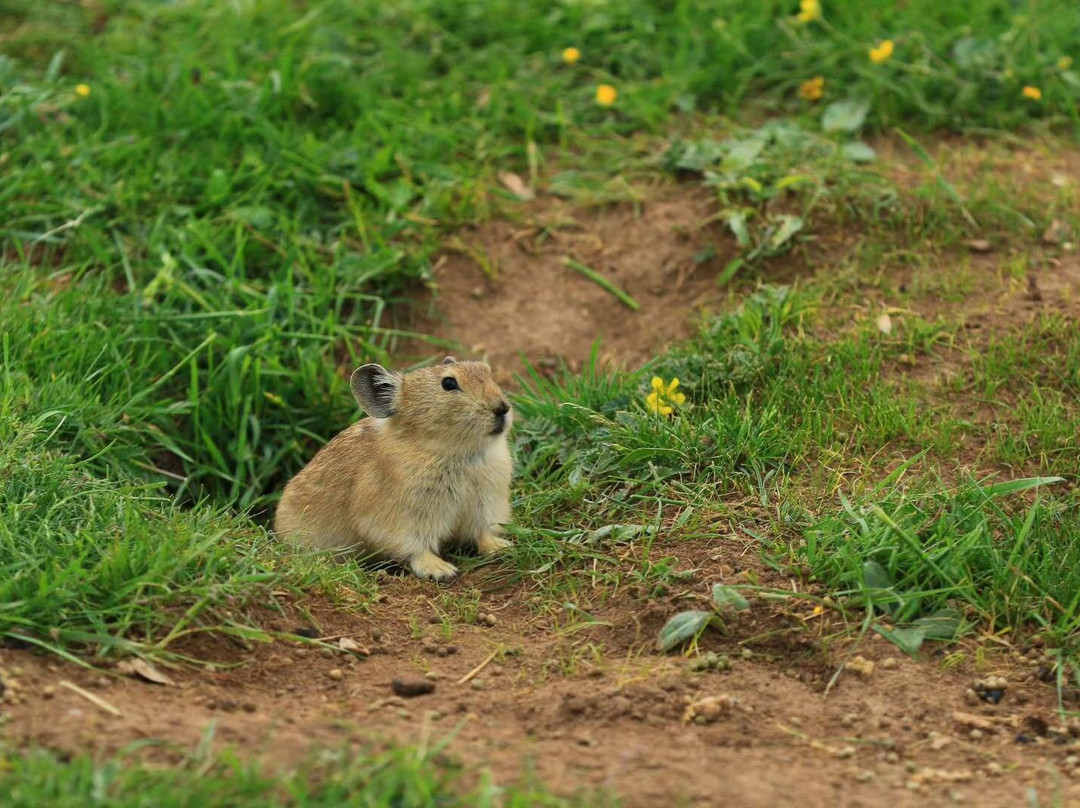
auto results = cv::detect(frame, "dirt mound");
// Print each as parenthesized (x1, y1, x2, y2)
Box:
(397, 187, 749, 381)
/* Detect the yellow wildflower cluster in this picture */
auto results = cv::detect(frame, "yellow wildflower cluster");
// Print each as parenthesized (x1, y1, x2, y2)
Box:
(796, 0, 821, 24)
(75, 84, 91, 98)
(595, 84, 618, 106)
(646, 377, 686, 416)
(562, 47, 581, 65)
(799, 76, 825, 101)
(1022, 85, 1042, 100)
(869, 40, 894, 64)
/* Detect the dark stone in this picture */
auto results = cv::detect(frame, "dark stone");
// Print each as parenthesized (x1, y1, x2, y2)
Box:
(392, 677, 436, 698)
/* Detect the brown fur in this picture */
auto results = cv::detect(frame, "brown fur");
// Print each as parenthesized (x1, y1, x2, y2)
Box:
(274, 358, 513, 581)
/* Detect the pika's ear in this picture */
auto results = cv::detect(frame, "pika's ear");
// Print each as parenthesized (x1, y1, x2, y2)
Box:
(442, 356, 456, 365)
(350, 364, 400, 418)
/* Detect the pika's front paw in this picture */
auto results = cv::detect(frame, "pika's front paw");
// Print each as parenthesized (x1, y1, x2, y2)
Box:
(410, 551, 460, 582)
(476, 533, 511, 556)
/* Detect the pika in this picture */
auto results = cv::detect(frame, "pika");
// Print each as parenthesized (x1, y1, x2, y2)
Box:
(274, 357, 513, 581)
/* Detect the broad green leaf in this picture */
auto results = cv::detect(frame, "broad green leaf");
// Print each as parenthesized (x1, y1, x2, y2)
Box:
(657, 610, 714, 652)
(711, 584, 749, 612)
(726, 210, 751, 247)
(861, 560, 892, 591)
(913, 611, 964, 641)
(577, 524, 652, 546)
(228, 206, 275, 229)
(841, 141, 877, 162)
(822, 99, 870, 133)
(721, 135, 767, 171)
(873, 625, 925, 656)
(740, 176, 764, 194)
(951, 36, 998, 70)
(774, 173, 813, 191)
(767, 215, 803, 250)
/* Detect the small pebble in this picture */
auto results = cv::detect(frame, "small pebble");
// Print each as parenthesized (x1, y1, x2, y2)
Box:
(969, 729, 984, 741)
(424, 671, 440, 681)
(880, 657, 899, 670)
(327, 669, 344, 681)
(470, 679, 485, 691)
(884, 752, 900, 764)
(481, 613, 498, 627)
(846, 656, 875, 678)
(854, 770, 875, 783)
(834, 746, 857, 760)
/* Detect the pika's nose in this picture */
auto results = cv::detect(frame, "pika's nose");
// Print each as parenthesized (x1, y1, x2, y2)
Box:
(494, 401, 510, 418)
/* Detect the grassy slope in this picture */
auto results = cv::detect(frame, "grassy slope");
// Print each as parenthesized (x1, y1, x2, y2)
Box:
(2, 0, 1080, 803)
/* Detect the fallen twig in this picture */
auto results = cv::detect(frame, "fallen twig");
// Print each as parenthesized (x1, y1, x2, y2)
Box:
(456, 647, 500, 685)
(59, 680, 121, 716)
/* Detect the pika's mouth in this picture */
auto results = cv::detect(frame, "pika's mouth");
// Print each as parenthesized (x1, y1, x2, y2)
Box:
(489, 401, 511, 435)
(490, 411, 509, 435)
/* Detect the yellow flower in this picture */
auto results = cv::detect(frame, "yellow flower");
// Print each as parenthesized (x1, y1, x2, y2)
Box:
(799, 76, 825, 101)
(645, 377, 686, 416)
(869, 40, 894, 64)
(1022, 85, 1042, 100)
(562, 47, 581, 65)
(1058, 56, 1073, 71)
(75, 84, 91, 98)
(595, 84, 618, 106)
(796, 0, 821, 23)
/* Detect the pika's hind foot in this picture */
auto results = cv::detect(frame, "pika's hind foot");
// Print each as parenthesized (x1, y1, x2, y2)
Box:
(410, 550, 459, 582)
(476, 532, 511, 556)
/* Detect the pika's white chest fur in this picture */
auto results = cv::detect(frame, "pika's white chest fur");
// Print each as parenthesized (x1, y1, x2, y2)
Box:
(397, 441, 512, 542)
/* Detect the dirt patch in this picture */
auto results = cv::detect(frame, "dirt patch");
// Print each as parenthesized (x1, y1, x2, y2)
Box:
(3, 547, 1079, 807)
(396, 187, 744, 382)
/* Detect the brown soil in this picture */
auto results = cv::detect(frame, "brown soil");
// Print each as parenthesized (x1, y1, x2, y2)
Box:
(3, 547, 1078, 807)
(396, 185, 746, 382)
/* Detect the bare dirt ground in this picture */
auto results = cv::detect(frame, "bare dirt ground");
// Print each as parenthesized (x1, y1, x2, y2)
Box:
(397, 184, 745, 382)
(4, 142, 1080, 806)
(3, 545, 1079, 807)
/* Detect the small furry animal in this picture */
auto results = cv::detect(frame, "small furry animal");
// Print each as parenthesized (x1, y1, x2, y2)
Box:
(274, 357, 513, 581)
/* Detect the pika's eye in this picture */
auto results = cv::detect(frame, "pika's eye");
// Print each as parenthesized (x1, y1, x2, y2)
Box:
(441, 376, 460, 392)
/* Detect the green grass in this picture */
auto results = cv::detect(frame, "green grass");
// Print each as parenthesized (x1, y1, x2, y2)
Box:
(0, 738, 605, 808)
(3, 0, 1080, 803)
